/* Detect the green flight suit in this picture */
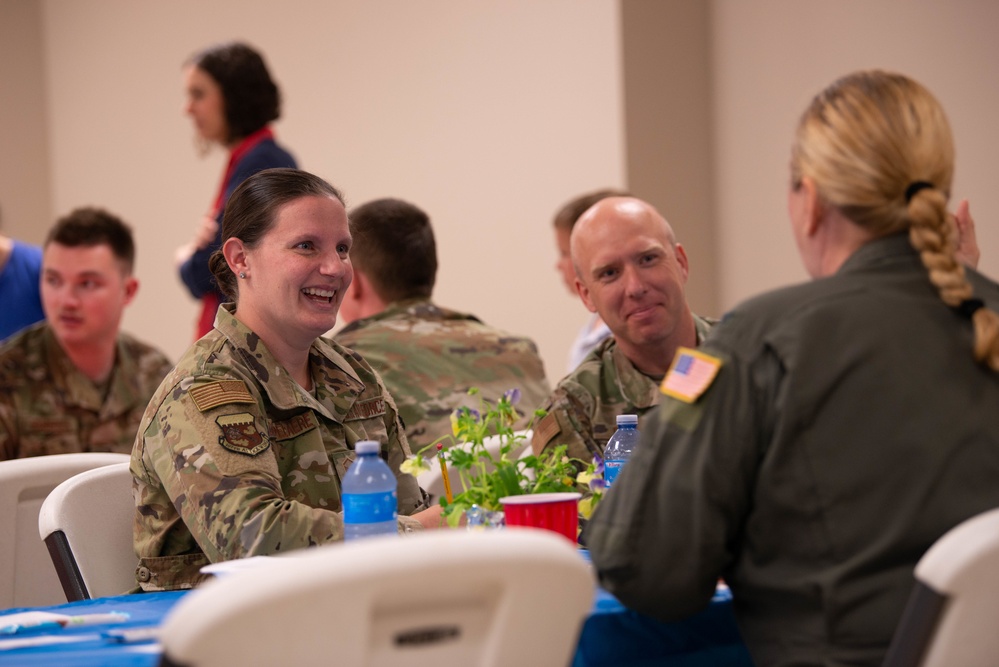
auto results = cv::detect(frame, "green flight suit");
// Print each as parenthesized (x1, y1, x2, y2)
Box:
(587, 235, 999, 667)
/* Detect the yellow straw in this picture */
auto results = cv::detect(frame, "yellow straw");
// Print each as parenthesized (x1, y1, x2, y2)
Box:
(437, 443, 454, 503)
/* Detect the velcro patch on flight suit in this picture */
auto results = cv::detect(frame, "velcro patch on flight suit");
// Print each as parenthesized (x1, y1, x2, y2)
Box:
(190, 380, 255, 412)
(533, 412, 561, 454)
(660, 347, 722, 404)
(345, 398, 385, 421)
(216, 412, 269, 456)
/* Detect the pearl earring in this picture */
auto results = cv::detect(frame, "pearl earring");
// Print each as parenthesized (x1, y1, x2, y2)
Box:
(239, 272, 246, 279)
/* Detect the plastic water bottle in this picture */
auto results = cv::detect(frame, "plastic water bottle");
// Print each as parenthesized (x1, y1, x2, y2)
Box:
(603, 414, 639, 489)
(342, 440, 398, 540)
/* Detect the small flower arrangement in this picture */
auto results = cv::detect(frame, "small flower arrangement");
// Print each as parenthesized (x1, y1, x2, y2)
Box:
(400, 388, 606, 528)
(576, 453, 606, 520)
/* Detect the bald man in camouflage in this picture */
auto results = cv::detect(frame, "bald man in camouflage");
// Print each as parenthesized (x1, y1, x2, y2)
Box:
(532, 197, 715, 463)
(335, 198, 550, 454)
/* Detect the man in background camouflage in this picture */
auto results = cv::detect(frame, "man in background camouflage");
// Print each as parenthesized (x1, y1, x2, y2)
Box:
(532, 197, 715, 463)
(0, 208, 171, 460)
(335, 198, 551, 454)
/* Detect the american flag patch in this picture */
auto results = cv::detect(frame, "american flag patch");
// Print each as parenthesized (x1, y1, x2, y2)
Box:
(660, 347, 722, 403)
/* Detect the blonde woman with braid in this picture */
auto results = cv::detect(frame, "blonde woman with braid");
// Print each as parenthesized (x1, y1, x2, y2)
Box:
(587, 70, 999, 667)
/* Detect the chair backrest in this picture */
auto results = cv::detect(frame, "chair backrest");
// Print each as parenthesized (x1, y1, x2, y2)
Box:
(160, 527, 594, 667)
(37, 462, 136, 602)
(0, 452, 130, 610)
(417, 430, 532, 503)
(883, 506, 999, 667)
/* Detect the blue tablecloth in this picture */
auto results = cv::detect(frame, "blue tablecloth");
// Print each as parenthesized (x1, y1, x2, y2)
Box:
(0, 587, 753, 666)
(576, 587, 753, 667)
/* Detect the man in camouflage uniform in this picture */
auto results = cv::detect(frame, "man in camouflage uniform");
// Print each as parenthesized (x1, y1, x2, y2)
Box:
(0, 208, 171, 460)
(532, 197, 715, 463)
(133, 305, 431, 591)
(335, 198, 550, 454)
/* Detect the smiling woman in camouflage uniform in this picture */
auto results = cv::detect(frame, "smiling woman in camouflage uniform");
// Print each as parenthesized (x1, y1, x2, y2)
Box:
(131, 168, 439, 592)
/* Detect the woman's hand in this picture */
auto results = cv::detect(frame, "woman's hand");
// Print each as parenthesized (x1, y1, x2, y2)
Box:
(175, 215, 221, 269)
(953, 199, 981, 269)
(412, 503, 467, 529)
(413, 504, 449, 529)
(192, 215, 220, 250)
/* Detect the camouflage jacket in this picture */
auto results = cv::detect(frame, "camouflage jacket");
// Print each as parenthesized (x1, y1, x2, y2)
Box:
(0, 323, 172, 460)
(531, 314, 716, 463)
(131, 304, 429, 591)
(335, 299, 551, 454)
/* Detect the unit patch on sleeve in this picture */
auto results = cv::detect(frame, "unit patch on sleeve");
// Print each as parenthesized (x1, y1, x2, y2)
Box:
(190, 380, 255, 412)
(216, 412, 269, 456)
(660, 347, 722, 403)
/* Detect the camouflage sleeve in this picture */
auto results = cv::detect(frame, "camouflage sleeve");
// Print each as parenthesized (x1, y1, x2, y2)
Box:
(531, 380, 601, 463)
(379, 382, 430, 516)
(137, 377, 346, 562)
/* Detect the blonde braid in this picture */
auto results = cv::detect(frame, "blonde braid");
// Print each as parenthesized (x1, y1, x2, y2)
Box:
(907, 188, 971, 307)
(908, 187, 999, 370)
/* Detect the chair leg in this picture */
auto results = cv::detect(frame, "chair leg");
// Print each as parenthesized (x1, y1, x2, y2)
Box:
(42, 531, 90, 602)
(882, 581, 947, 667)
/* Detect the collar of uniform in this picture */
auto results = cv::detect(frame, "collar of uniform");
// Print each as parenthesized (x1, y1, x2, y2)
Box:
(605, 313, 715, 409)
(338, 298, 481, 336)
(692, 313, 717, 345)
(213, 303, 366, 422)
(836, 232, 919, 276)
(608, 338, 662, 409)
(42, 325, 137, 415)
(100, 334, 147, 417)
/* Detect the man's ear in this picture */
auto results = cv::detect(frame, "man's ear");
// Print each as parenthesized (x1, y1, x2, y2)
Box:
(122, 276, 139, 306)
(576, 277, 597, 314)
(348, 268, 368, 301)
(673, 243, 690, 283)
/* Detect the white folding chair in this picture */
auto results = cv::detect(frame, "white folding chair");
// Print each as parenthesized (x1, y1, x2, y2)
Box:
(883, 506, 999, 667)
(160, 528, 594, 667)
(38, 462, 136, 601)
(417, 430, 532, 503)
(0, 452, 130, 609)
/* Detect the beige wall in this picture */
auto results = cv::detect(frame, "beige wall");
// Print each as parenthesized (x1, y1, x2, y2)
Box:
(710, 0, 999, 308)
(0, 0, 51, 238)
(622, 0, 719, 320)
(3, 0, 625, 378)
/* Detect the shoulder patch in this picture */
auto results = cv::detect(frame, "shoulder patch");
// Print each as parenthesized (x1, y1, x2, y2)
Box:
(216, 412, 269, 456)
(345, 397, 385, 421)
(190, 380, 255, 412)
(533, 412, 561, 453)
(660, 347, 722, 403)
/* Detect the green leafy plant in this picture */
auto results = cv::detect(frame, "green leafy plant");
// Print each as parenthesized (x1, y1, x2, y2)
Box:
(400, 388, 605, 528)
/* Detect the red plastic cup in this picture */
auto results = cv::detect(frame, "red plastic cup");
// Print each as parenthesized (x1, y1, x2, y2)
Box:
(500, 492, 582, 543)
